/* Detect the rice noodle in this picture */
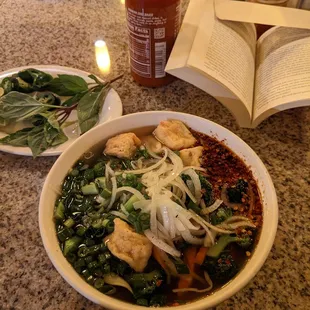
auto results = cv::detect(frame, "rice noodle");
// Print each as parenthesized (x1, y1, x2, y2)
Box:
(144, 229, 181, 257)
(201, 199, 223, 215)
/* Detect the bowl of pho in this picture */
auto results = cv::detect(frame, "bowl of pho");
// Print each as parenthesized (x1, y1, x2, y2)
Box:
(39, 111, 278, 309)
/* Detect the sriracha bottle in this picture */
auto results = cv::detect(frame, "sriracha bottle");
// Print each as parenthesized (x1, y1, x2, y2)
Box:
(125, 0, 181, 87)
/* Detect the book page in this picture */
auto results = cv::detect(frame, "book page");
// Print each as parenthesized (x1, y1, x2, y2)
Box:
(253, 27, 310, 126)
(187, 0, 257, 115)
(215, 0, 310, 30)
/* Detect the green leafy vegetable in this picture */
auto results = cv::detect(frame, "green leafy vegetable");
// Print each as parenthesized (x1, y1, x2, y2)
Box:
(18, 68, 53, 89)
(0, 127, 32, 146)
(88, 74, 104, 85)
(47, 74, 88, 96)
(0, 92, 52, 125)
(0, 69, 122, 157)
(27, 125, 49, 157)
(77, 85, 109, 134)
(1, 77, 13, 95)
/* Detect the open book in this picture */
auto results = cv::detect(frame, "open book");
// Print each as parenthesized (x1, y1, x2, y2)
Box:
(165, 0, 310, 128)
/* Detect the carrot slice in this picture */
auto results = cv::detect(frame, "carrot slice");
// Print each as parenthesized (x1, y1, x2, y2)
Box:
(195, 246, 208, 265)
(184, 246, 198, 272)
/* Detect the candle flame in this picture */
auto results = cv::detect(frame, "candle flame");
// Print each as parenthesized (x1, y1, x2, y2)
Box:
(95, 40, 111, 74)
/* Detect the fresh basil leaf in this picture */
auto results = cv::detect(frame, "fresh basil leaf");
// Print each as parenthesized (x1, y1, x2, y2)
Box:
(0, 92, 50, 125)
(40, 111, 60, 130)
(51, 129, 68, 146)
(88, 74, 104, 85)
(0, 127, 32, 146)
(61, 91, 87, 107)
(27, 125, 49, 157)
(18, 69, 53, 90)
(1, 77, 13, 95)
(77, 85, 110, 134)
(47, 74, 88, 96)
(44, 122, 59, 144)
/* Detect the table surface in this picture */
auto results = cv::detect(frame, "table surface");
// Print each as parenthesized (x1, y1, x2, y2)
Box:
(1, 1, 310, 309)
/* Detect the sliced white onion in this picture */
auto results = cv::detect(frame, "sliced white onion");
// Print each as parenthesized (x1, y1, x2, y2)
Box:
(223, 215, 254, 223)
(106, 177, 117, 210)
(171, 178, 197, 203)
(190, 229, 206, 236)
(157, 221, 171, 238)
(217, 221, 256, 230)
(115, 186, 145, 201)
(172, 287, 213, 293)
(120, 203, 129, 216)
(103, 273, 133, 294)
(150, 200, 158, 235)
(156, 148, 184, 189)
(201, 199, 223, 215)
(144, 229, 181, 257)
(200, 199, 207, 211)
(120, 148, 168, 175)
(106, 161, 115, 177)
(189, 210, 235, 234)
(182, 168, 202, 204)
(204, 271, 213, 291)
(133, 200, 152, 212)
(181, 166, 207, 173)
(181, 230, 204, 245)
(110, 211, 128, 221)
(146, 146, 162, 159)
(174, 218, 186, 233)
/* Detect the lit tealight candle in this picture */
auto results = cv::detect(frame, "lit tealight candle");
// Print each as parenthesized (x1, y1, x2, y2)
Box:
(95, 40, 111, 74)
(120, 0, 125, 4)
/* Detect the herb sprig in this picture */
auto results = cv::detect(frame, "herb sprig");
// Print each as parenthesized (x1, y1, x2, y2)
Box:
(0, 68, 122, 157)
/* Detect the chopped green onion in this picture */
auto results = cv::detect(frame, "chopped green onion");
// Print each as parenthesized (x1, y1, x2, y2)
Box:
(94, 278, 105, 289)
(63, 218, 75, 228)
(81, 183, 99, 195)
(54, 201, 65, 221)
(63, 236, 82, 256)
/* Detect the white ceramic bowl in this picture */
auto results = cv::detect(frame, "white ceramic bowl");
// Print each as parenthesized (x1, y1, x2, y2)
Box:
(39, 111, 278, 310)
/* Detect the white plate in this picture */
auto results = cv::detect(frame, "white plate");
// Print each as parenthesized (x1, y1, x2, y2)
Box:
(0, 65, 123, 156)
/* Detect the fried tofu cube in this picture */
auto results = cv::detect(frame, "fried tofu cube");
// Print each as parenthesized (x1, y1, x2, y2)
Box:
(106, 219, 152, 272)
(104, 133, 141, 159)
(140, 135, 163, 153)
(180, 146, 204, 167)
(153, 120, 196, 150)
